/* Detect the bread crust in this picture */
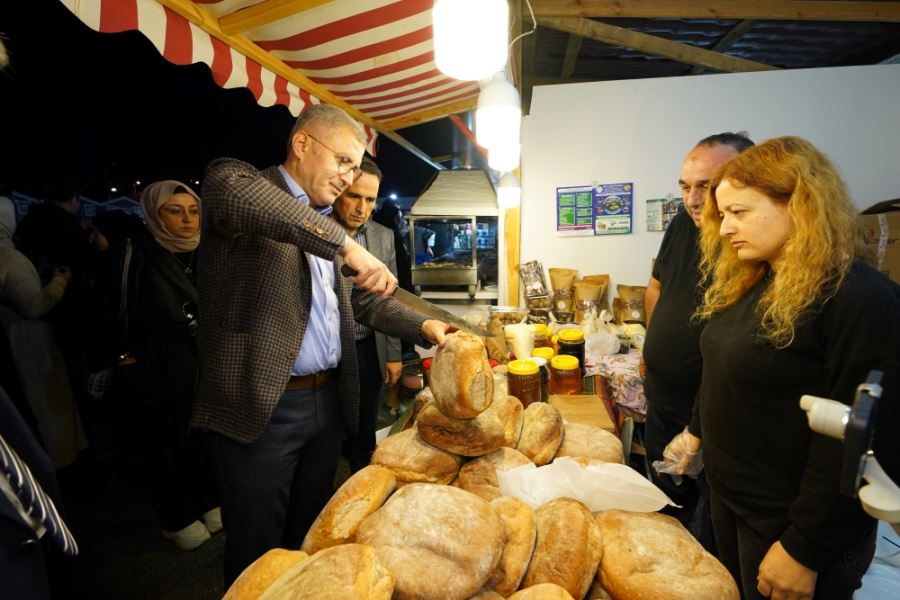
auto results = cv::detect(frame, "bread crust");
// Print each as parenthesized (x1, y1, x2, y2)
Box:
(416, 402, 506, 457)
(485, 496, 537, 596)
(223, 548, 308, 600)
(458, 447, 533, 502)
(370, 428, 462, 485)
(507, 583, 576, 600)
(515, 402, 564, 466)
(430, 331, 494, 419)
(555, 422, 624, 464)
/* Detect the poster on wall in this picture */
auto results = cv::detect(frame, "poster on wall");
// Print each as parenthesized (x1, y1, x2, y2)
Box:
(594, 182, 633, 235)
(556, 185, 595, 237)
(646, 194, 684, 232)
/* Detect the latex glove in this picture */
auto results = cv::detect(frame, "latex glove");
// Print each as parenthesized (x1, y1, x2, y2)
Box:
(756, 541, 817, 600)
(652, 427, 703, 483)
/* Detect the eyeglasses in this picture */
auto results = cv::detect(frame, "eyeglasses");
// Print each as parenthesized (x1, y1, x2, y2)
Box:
(304, 132, 362, 180)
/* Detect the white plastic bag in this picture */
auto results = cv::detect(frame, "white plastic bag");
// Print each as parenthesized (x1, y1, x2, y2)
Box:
(585, 330, 620, 356)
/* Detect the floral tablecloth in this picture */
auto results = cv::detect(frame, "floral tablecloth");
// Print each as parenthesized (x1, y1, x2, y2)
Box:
(586, 348, 646, 419)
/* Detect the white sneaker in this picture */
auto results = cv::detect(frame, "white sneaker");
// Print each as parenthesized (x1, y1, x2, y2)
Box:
(202, 507, 223, 534)
(162, 520, 211, 551)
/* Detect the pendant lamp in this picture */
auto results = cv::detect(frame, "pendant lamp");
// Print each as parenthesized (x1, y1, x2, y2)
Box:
(497, 172, 521, 208)
(475, 71, 521, 151)
(433, 0, 508, 81)
(488, 141, 520, 172)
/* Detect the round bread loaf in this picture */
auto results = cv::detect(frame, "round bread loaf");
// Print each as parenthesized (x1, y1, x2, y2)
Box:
(493, 394, 525, 447)
(555, 422, 624, 464)
(596, 510, 739, 600)
(370, 428, 462, 485)
(429, 331, 494, 419)
(467, 592, 505, 600)
(507, 583, 575, 600)
(301, 465, 397, 554)
(586, 579, 614, 600)
(223, 548, 308, 600)
(458, 447, 533, 502)
(356, 483, 504, 600)
(260, 544, 394, 600)
(485, 496, 537, 597)
(515, 402, 564, 466)
(522, 498, 602, 600)
(416, 401, 506, 456)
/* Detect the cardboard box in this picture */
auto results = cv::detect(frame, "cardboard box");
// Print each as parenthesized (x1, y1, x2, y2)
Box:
(859, 199, 900, 284)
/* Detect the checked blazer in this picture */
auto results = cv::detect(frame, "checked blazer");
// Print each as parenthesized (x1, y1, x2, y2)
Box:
(191, 158, 428, 444)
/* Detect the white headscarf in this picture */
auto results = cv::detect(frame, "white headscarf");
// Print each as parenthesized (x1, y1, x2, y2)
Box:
(140, 180, 201, 253)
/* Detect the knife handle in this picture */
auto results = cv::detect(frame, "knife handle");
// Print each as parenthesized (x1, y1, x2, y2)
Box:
(340, 265, 357, 277)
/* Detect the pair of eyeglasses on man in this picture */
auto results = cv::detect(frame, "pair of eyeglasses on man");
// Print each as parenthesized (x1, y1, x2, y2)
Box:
(304, 132, 362, 180)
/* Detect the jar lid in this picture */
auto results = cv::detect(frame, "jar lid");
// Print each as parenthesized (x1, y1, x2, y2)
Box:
(558, 328, 585, 342)
(531, 346, 555, 360)
(551, 354, 579, 370)
(508, 359, 539, 375)
(530, 323, 547, 336)
(528, 356, 548, 367)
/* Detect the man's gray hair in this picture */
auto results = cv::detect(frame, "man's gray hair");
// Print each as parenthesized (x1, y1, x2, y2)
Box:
(286, 104, 366, 157)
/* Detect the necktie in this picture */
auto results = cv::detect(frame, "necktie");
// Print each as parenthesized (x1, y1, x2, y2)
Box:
(0, 434, 79, 556)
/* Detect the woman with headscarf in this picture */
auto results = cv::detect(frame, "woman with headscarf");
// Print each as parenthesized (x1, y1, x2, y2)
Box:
(112, 180, 219, 550)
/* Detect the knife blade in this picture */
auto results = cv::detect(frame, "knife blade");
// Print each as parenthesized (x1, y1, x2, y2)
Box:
(341, 264, 494, 337)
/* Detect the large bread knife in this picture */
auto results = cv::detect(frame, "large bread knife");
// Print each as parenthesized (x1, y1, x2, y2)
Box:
(340, 264, 493, 337)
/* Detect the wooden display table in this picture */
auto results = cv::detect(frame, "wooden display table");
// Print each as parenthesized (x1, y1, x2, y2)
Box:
(548, 394, 616, 433)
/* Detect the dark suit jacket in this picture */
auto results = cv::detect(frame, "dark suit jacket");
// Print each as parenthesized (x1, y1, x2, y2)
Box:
(359, 221, 402, 371)
(192, 158, 428, 443)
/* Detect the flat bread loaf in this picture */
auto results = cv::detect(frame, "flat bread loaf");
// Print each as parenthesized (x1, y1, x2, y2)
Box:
(555, 422, 624, 464)
(260, 544, 393, 600)
(301, 465, 397, 554)
(507, 583, 575, 600)
(356, 483, 504, 600)
(429, 331, 494, 419)
(370, 428, 461, 485)
(416, 402, 506, 457)
(223, 548, 308, 600)
(485, 496, 537, 597)
(515, 402, 564, 466)
(492, 394, 525, 447)
(522, 498, 602, 600)
(458, 447, 533, 502)
(596, 510, 739, 600)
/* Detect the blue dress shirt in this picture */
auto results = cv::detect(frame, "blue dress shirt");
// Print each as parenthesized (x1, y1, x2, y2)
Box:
(278, 166, 342, 375)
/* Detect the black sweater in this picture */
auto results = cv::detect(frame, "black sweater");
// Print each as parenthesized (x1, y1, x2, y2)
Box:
(690, 260, 900, 569)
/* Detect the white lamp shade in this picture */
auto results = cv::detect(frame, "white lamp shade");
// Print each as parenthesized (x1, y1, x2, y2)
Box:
(475, 71, 521, 150)
(497, 172, 521, 208)
(488, 141, 520, 172)
(433, 0, 508, 81)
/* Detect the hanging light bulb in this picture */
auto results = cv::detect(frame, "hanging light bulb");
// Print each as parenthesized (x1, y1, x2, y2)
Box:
(433, 0, 509, 81)
(497, 171, 521, 208)
(488, 141, 520, 172)
(475, 71, 521, 151)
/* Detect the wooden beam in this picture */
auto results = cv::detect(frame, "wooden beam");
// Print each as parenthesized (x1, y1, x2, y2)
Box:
(505, 203, 521, 306)
(560, 34, 583, 79)
(532, 0, 900, 22)
(539, 17, 778, 72)
(522, 20, 538, 115)
(690, 20, 758, 75)
(381, 97, 478, 130)
(154, 0, 442, 169)
(220, 0, 335, 35)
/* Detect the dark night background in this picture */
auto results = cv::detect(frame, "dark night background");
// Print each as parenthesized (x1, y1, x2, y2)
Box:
(0, 0, 453, 202)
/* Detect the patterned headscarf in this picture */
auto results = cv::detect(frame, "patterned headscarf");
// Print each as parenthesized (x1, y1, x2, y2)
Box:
(140, 180, 201, 253)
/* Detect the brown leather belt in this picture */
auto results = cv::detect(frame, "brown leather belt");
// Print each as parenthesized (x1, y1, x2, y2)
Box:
(285, 370, 334, 391)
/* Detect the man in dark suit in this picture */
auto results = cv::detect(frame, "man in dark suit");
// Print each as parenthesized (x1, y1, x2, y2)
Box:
(330, 156, 403, 473)
(192, 103, 449, 585)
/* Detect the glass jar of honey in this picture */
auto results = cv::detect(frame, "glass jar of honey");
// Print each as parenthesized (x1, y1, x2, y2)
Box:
(557, 328, 586, 378)
(531, 323, 550, 348)
(531, 346, 555, 361)
(550, 354, 581, 395)
(507, 359, 542, 408)
(528, 356, 551, 403)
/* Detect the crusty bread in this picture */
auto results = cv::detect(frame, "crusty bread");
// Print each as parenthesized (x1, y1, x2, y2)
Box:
(555, 422, 624, 464)
(370, 428, 462, 485)
(507, 583, 575, 600)
(596, 510, 739, 600)
(356, 483, 504, 600)
(223, 548, 308, 600)
(515, 402, 564, 466)
(522, 498, 602, 600)
(416, 401, 506, 457)
(493, 394, 525, 448)
(260, 544, 393, 600)
(458, 447, 533, 502)
(586, 579, 614, 600)
(429, 331, 494, 419)
(467, 592, 505, 600)
(301, 465, 397, 554)
(485, 496, 537, 597)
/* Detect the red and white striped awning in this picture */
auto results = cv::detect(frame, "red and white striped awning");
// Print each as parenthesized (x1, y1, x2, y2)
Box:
(59, 0, 483, 162)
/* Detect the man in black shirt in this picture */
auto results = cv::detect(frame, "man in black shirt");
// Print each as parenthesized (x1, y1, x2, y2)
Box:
(641, 132, 753, 551)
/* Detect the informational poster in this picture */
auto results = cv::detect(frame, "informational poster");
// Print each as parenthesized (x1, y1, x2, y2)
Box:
(593, 182, 633, 235)
(556, 185, 595, 237)
(646, 194, 684, 232)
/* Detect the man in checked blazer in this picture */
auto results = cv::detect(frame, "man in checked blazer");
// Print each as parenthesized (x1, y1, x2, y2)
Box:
(192, 104, 449, 585)
(329, 156, 404, 473)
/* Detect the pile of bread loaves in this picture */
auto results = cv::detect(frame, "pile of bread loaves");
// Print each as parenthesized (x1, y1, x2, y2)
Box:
(223, 332, 738, 600)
